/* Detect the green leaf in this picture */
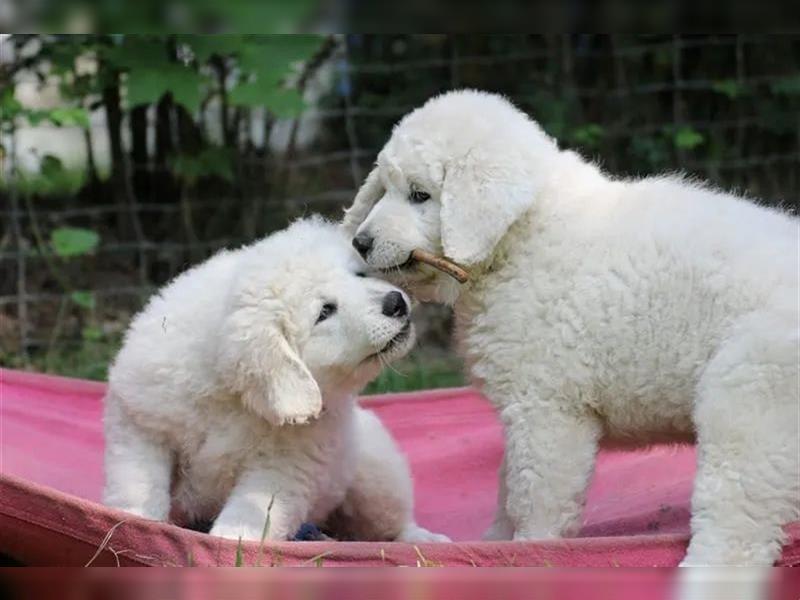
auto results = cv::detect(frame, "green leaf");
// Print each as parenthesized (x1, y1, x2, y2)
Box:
(238, 35, 323, 75)
(170, 147, 234, 185)
(70, 291, 96, 310)
(0, 87, 23, 118)
(184, 35, 247, 63)
(46, 41, 84, 75)
(712, 79, 743, 99)
(105, 37, 206, 113)
(82, 325, 104, 341)
(40, 154, 65, 180)
(571, 123, 605, 148)
(229, 83, 305, 117)
(263, 88, 305, 118)
(102, 37, 170, 70)
(191, 5, 318, 35)
(226, 35, 323, 117)
(673, 127, 704, 150)
(26, 110, 49, 126)
(126, 67, 204, 113)
(51, 227, 100, 258)
(47, 107, 90, 128)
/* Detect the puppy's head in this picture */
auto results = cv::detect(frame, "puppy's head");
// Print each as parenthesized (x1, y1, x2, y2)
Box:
(343, 90, 558, 303)
(217, 218, 414, 425)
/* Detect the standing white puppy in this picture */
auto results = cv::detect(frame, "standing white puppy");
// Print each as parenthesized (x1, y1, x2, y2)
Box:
(343, 90, 799, 565)
(104, 218, 447, 543)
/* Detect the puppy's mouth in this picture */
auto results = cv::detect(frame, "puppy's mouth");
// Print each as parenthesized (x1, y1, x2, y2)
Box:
(369, 321, 413, 360)
(377, 254, 415, 274)
(376, 254, 435, 282)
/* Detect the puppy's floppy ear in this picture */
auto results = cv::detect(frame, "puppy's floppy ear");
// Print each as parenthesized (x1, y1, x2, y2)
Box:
(341, 167, 383, 235)
(217, 304, 322, 426)
(440, 151, 536, 266)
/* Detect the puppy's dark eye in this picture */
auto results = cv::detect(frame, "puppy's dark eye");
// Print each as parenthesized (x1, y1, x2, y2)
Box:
(316, 302, 337, 324)
(409, 189, 430, 204)
(355, 272, 367, 278)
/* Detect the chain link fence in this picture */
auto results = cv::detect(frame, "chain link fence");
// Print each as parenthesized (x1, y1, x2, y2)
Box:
(1, 34, 798, 384)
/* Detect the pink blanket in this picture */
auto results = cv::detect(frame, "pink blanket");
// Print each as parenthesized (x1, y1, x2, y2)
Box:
(1, 367, 798, 567)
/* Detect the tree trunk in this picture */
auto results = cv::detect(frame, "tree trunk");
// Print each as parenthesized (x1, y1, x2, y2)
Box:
(129, 104, 149, 202)
(154, 94, 177, 204)
(102, 70, 130, 239)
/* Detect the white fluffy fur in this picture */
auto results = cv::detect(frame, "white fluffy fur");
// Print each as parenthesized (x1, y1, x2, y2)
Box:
(344, 90, 799, 565)
(103, 218, 448, 543)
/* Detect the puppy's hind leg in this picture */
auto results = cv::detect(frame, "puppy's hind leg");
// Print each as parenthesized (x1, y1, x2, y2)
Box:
(326, 408, 450, 543)
(103, 396, 174, 520)
(682, 313, 800, 566)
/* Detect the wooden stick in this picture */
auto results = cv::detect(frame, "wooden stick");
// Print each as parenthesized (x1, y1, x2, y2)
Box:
(410, 249, 469, 283)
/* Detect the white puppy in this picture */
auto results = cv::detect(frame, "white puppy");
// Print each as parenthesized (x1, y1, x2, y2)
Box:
(343, 90, 799, 565)
(103, 217, 447, 543)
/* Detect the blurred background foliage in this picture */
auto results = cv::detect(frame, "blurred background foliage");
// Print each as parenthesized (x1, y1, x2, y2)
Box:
(1, 0, 320, 35)
(1, 34, 798, 392)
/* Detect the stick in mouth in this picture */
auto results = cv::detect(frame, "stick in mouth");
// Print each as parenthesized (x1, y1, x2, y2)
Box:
(410, 249, 469, 283)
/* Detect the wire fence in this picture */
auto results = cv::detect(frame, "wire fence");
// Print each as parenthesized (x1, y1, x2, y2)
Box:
(1, 34, 798, 379)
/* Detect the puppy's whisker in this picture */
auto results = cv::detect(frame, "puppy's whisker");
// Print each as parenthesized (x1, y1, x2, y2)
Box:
(379, 353, 407, 378)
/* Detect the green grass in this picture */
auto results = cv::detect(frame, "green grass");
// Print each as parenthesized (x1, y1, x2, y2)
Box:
(4, 339, 464, 394)
(363, 349, 465, 394)
(2, 336, 122, 382)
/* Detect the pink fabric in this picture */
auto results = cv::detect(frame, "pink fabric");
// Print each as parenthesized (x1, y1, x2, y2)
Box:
(0, 367, 798, 567)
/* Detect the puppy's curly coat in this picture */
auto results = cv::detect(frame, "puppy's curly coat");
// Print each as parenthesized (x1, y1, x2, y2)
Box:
(344, 90, 799, 565)
(103, 218, 447, 543)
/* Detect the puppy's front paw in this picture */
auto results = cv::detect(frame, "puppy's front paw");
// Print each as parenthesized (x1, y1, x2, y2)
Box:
(397, 524, 451, 543)
(267, 395, 323, 427)
(103, 496, 169, 521)
(210, 520, 269, 542)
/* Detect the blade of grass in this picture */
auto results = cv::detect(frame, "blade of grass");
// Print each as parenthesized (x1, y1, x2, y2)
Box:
(255, 494, 276, 567)
(413, 545, 442, 568)
(304, 551, 333, 567)
(234, 536, 244, 567)
(85, 520, 127, 567)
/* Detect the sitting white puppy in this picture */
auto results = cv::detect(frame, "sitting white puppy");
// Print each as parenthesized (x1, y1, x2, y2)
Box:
(103, 217, 447, 543)
(343, 90, 799, 565)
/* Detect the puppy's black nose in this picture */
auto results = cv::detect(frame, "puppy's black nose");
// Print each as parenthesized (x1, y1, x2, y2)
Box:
(382, 291, 408, 318)
(352, 233, 374, 258)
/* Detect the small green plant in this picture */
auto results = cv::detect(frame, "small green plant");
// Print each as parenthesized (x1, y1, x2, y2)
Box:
(170, 147, 235, 186)
(26, 333, 122, 381)
(51, 226, 100, 258)
(254, 495, 276, 567)
(0, 87, 90, 138)
(672, 126, 705, 150)
(571, 123, 605, 149)
(234, 537, 244, 567)
(712, 79, 745, 100)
